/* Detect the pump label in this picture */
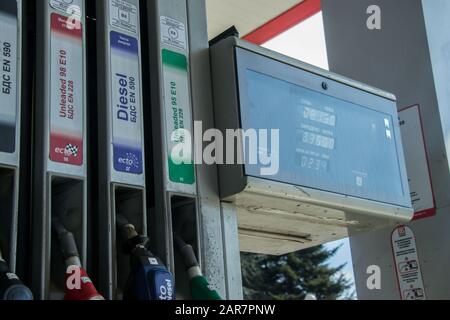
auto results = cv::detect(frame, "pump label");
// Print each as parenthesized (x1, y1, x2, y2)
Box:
(110, 31, 143, 174)
(0, 0, 18, 154)
(50, 13, 84, 165)
(110, 0, 138, 35)
(50, 0, 82, 17)
(162, 49, 195, 185)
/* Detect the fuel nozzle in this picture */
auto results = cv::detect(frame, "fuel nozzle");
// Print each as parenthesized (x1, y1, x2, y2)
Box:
(173, 233, 222, 300)
(173, 233, 201, 279)
(116, 215, 175, 300)
(52, 217, 104, 300)
(0, 248, 33, 300)
(52, 217, 81, 268)
(116, 214, 150, 254)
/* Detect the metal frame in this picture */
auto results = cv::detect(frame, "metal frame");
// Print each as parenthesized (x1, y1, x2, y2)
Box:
(243, 0, 322, 45)
(220, 203, 243, 299)
(186, 0, 230, 299)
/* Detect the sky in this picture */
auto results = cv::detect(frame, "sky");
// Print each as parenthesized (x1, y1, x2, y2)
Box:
(262, 12, 357, 299)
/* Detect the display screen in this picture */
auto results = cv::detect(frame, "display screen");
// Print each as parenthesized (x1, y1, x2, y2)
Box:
(236, 48, 408, 207)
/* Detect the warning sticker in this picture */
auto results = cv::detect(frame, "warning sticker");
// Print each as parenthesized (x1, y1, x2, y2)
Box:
(391, 226, 426, 300)
(0, 0, 18, 154)
(160, 16, 187, 51)
(49, 13, 84, 166)
(110, 0, 138, 35)
(110, 31, 143, 174)
(399, 105, 435, 220)
(50, 0, 82, 17)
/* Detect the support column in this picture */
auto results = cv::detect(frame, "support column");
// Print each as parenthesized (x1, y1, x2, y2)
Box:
(322, 0, 450, 299)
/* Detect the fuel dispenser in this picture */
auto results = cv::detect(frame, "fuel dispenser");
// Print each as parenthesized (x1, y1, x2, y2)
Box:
(0, 0, 418, 301)
(95, 0, 149, 299)
(0, 0, 22, 277)
(0, 0, 24, 288)
(210, 37, 414, 256)
(33, 0, 88, 299)
(143, 0, 213, 299)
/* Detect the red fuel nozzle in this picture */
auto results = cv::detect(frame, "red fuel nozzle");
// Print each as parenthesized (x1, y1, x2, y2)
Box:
(64, 267, 104, 301)
(52, 217, 104, 300)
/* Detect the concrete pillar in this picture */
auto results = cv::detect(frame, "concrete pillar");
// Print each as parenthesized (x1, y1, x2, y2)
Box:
(322, 0, 450, 299)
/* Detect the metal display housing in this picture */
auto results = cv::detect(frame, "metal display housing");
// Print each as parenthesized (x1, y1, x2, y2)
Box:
(210, 37, 414, 255)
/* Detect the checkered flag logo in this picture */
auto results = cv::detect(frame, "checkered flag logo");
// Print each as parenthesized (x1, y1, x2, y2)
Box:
(65, 144, 79, 157)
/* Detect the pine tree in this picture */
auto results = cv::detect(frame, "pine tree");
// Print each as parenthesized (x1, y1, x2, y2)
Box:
(241, 244, 353, 300)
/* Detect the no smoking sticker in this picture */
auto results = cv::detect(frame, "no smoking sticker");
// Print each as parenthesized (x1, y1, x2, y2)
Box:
(160, 16, 186, 51)
(391, 226, 426, 300)
(110, 0, 138, 35)
(50, 0, 82, 16)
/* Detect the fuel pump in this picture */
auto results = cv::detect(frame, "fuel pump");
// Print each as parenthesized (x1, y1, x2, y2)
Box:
(173, 234, 222, 300)
(0, 248, 33, 300)
(52, 218, 103, 300)
(116, 215, 175, 300)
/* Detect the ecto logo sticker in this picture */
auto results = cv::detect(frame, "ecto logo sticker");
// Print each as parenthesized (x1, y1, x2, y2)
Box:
(54, 143, 79, 158)
(117, 152, 140, 172)
(51, 133, 83, 165)
(52, 140, 81, 164)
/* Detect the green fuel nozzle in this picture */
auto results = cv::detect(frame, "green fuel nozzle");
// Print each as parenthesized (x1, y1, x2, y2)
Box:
(173, 233, 222, 300)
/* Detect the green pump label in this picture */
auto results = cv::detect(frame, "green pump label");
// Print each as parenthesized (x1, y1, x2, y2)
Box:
(162, 49, 195, 185)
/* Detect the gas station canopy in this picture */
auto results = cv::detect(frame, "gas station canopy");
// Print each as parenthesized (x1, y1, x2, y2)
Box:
(206, 0, 306, 40)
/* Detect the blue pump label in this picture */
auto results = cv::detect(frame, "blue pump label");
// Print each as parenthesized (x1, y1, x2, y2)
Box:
(110, 31, 143, 174)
